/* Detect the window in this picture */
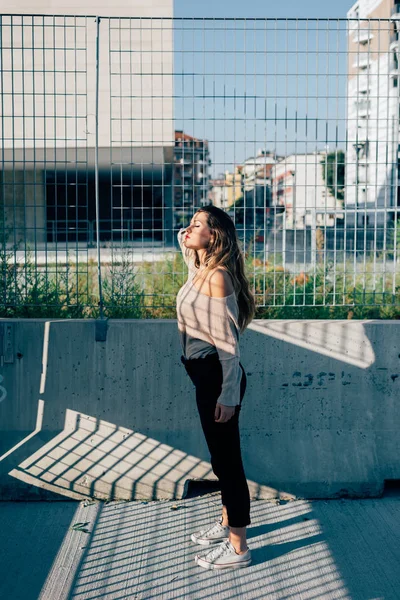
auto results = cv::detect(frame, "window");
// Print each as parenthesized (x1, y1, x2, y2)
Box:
(394, 51, 399, 70)
(362, 215, 370, 226)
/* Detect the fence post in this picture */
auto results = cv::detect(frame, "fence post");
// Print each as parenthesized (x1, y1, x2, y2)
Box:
(94, 16, 105, 326)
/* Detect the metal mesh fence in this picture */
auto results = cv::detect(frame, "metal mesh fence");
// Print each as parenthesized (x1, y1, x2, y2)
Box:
(1, 15, 399, 317)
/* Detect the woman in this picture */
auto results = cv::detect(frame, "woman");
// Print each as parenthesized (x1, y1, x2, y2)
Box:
(176, 204, 256, 570)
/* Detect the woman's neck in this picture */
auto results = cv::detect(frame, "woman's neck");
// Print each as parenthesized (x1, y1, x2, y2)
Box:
(196, 248, 208, 266)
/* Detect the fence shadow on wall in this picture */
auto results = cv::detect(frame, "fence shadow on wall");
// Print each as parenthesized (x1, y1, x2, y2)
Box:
(1, 318, 398, 503)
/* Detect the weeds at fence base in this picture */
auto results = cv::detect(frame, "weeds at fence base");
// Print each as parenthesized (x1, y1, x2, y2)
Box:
(0, 241, 399, 319)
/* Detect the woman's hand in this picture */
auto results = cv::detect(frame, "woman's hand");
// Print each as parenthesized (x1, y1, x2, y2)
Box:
(214, 403, 236, 423)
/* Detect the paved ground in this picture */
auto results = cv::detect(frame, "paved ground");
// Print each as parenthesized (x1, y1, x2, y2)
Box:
(0, 493, 399, 600)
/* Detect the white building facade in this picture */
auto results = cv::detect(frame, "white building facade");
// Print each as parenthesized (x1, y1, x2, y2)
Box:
(0, 1, 174, 244)
(346, 0, 400, 228)
(271, 153, 343, 230)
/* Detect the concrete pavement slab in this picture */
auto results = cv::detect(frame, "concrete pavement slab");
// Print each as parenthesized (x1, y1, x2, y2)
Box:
(0, 494, 399, 599)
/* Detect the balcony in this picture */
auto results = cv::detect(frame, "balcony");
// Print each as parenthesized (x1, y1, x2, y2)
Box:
(352, 55, 371, 69)
(352, 29, 374, 44)
(390, 30, 399, 47)
(392, 2, 400, 19)
(353, 139, 369, 158)
(389, 60, 399, 76)
(354, 99, 371, 117)
(355, 77, 370, 94)
(354, 133, 368, 144)
(354, 174, 369, 184)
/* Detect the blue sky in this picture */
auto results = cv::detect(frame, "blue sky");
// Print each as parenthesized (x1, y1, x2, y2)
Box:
(174, 0, 355, 19)
(172, 3, 354, 175)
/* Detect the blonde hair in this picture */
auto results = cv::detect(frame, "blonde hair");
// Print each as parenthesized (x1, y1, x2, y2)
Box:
(189, 204, 256, 332)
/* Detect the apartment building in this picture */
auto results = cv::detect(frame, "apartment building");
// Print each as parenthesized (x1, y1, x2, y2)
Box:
(224, 167, 243, 208)
(208, 177, 227, 209)
(242, 150, 276, 203)
(209, 167, 242, 210)
(0, 1, 174, 245)
(346, 0, 400, 228)
(173, 131, 211, 229)
(271, 153, 343, 230)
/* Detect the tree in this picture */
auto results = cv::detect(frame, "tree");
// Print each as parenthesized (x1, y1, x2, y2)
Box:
(321, 150, 345, 201)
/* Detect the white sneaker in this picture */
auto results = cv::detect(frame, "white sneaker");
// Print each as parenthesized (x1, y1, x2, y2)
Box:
(195, 539, 252, 570)
(190, 518, 230, 546)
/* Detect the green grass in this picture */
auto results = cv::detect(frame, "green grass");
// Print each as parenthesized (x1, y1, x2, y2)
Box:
(1, 240, 399, 319)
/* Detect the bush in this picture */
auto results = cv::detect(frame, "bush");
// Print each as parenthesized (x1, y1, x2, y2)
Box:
(0, 238, 399, 319)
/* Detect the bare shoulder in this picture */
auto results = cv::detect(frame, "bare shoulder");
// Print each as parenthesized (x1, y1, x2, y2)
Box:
(208, 267, 234, 298)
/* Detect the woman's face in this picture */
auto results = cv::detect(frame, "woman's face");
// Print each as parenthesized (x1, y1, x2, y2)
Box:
(183, 212, 213, 250)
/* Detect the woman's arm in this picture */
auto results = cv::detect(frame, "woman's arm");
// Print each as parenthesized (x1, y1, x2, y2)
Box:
(208, 270, 242, 411)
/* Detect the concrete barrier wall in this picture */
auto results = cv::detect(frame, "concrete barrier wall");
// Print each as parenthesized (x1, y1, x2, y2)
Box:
(0, 319, 399, 501)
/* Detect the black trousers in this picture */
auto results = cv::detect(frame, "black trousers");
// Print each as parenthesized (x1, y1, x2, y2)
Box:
(181, 353, 251, 528)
